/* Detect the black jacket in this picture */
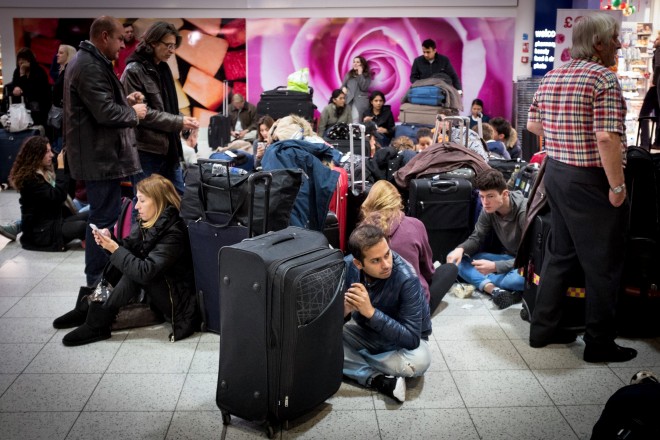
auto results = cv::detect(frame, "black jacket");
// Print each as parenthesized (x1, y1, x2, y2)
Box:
(109, 206, 198, 341)
(7, 61, 51, 126)
(409, 53, 462, 90)
(19, 170, 70, 252)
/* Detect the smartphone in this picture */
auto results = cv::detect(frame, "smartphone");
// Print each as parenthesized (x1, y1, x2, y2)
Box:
(89, 223, 99, 231)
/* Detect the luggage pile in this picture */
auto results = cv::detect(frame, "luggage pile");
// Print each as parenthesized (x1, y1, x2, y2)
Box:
(399, 78, 462, 125)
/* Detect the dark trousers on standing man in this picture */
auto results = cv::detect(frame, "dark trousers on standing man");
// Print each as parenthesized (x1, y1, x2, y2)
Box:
(530, 158, 628, 346)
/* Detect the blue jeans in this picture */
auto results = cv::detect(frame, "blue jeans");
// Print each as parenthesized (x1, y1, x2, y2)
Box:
(457, 252, 525, 292)
(84, 179, 122, 286)
(131, 150, 185, 195)
(343, 321, 431, 386)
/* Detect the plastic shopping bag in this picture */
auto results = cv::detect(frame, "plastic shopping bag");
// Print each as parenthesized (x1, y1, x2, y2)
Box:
(287, 68, 310, 93)
(7, 100, 34, 132)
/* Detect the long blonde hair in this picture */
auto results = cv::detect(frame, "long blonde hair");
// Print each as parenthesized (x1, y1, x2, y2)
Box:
(359, 180, 404, 235)
(59, 45, 77, 71)
(135, 174, 181, 229)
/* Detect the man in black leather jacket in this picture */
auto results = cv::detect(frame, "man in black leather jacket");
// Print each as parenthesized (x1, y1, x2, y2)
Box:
(343, 224, 432, 404)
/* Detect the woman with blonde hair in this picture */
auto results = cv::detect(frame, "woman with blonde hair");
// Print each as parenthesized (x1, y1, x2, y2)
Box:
(360, 180, 458, 312)
(56, 173, 199, 346)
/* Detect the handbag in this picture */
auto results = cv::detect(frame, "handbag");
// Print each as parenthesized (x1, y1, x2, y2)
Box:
(88, 262, 122, 303)
(4, 97, 34, 132)
(198, 159, 303, 232)
(47, 105, 63, 129)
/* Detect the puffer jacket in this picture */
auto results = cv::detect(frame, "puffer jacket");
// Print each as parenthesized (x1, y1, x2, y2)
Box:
(344, 251, 432, 350)
(109, 206, 198, 341)
(63, 40, 140, 181)
(121, 53, 184, 156)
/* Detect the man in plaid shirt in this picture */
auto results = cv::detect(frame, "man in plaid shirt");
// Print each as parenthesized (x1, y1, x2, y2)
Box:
(527, 13, 637, 363)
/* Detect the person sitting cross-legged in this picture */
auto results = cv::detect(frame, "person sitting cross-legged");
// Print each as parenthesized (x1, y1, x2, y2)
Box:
(342, 224, 432, 404)
(446, 169, 526, 309)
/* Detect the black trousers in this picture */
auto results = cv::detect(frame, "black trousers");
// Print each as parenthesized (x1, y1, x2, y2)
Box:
(638, 85, 660, 147)
(530, 158, 628, 345)
(103, 273, 171, 321)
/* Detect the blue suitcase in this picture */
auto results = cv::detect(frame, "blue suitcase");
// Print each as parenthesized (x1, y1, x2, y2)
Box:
(406, 85, 446, 106)
(0, 128, 41, 184)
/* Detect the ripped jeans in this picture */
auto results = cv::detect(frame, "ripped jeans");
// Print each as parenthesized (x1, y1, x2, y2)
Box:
(343, 321, 431, 386)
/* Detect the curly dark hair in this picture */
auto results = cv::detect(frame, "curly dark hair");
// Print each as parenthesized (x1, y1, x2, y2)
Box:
(9, 136, 52, 190)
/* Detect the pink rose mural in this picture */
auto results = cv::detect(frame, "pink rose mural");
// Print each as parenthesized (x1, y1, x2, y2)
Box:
(247, 17, 515, 121)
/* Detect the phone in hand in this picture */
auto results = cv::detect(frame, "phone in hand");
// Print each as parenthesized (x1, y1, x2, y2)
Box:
(89, 223, 99, 232)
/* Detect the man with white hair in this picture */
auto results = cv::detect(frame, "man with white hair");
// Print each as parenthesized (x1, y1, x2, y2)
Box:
(527, 13, 636, 363)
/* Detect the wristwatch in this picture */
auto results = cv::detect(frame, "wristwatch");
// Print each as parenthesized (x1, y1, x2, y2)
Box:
(610, 183, 626, 194)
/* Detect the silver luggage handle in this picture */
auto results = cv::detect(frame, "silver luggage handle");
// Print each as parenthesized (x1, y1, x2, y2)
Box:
(348, 123, 366, 193)
(433, 115, 471, 148)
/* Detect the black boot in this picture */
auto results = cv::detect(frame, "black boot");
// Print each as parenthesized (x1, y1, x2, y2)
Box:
(53, 286, 94, 329)
(62, 302, 115, 347)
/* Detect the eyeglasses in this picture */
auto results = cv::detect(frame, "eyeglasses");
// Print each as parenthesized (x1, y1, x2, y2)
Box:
(159, 41, 176, 51)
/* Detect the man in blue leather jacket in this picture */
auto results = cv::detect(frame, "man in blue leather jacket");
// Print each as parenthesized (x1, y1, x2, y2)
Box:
(343, 224, 432, 403)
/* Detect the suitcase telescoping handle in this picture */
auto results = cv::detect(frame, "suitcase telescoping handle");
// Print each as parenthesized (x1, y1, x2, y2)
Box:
(348, 123, 366, 194)
(636, 115, 657, 148)
(223, 80, 229, 118)
(430, 179, 459, 194)
(247, 171, 271, 237)
(433, 115, 471, 148)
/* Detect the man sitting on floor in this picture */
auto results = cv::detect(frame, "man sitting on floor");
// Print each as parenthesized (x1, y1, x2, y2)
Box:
(343, 224, 432, 403)
(446, 168, 526, 309)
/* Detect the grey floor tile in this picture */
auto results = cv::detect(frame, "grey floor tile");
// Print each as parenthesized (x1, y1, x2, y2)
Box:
(0, 296, 20, 316)
(0, 342, 44, 373)
(2, 296, 77, 318)
(106, 342, 196, 374)
(13, 249, 71, 262)
(435, 293, 491, 316)
(373, 371, 464, 410)
(594, 338, 660, 368)
(0, 412, 79, 440)
(166, 411, 227, 440)
(85, 373, 186, 411)
(189, 342, 219, 373)
(25, 340, 122, 373)
(0, 373, 101, 411)
(0, 246, 23, 267)
(439, 339, 528, 371)
(0, 317, 58, 343)
(67, 411, 173, 440)
(0, 277, 40, 297)
(283, 408, 380, 440)
(511, 338, 608, 370)
(453, 369, 553, 407)
(0, 373, 17, 394)
(199, 332, 220, 343)
(426, 338, 449, 372)
(327, 381, 374, 410)
(534, 368, 626, 405)
(28, 276, 84, 296)
(377, 408, 479, 440)
(609, 366, 660, 384)
(558, 405, 605, 440)
(492, 311, 533, 340)
(469, 406, 578, 440)
(176, 373, 219, 411)
(432, 315, 508, 340)
(0, 260, 57, 279)
(124, 324, 201, 343)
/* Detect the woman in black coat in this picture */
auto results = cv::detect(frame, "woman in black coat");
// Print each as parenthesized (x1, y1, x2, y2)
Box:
(362, 91, 395, 147)
(58, 174, 199, 346)
(9, 136, 88, 252)
(6, 47, 51, 126)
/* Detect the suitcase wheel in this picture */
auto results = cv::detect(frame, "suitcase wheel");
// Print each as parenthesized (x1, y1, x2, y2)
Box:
(265, 423, 275, 439)
(221, 410, 231, 425)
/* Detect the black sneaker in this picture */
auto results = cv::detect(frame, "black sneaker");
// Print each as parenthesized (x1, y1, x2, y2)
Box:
(491, 288, 522, 309)
(371, 374, 406, 403)
(584, 342, 637, 363)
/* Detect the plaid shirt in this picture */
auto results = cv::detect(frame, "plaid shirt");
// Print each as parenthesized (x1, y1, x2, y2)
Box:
(528, 56, 626, 167)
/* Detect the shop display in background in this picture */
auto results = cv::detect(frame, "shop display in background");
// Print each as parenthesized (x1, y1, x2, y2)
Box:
(11, 18, 247, 128)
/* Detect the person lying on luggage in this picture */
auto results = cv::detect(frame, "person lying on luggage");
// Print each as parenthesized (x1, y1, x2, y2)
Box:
(446, 169, 526, 309)
(54, 174, 199, 346)
(343, 224, 432, 404)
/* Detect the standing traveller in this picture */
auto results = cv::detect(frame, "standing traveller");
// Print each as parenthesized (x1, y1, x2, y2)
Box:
(121, 21, 199, 195)
(527, 13, 636, 362)
(342, 56, 371, 123)
(63, 16, 147, 291)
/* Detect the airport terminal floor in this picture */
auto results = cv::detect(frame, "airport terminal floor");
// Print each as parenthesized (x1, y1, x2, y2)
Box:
(1, 188, 660, 439)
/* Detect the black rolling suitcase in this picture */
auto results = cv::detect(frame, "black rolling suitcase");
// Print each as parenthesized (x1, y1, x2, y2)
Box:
(488, 158, 526, 182)
(256, 86, 316, 123)
(519, 211, 585, 330)
(208, 81, 232, 151)
(188, 166, 272, 333)
(510, 163, 540, 198)
(1, 127, 41, 184)
(216, 226, 346, 437)
(409, 116, 475, 263)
